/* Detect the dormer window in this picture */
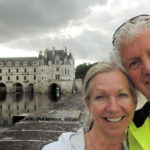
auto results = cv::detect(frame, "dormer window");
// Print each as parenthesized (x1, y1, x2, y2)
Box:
(15, 61, 19, 66)
(55, 55, 60, 64)
(0, 61, 3, 66)
(7, 61, 11, 66)
(33, 61, 36, 65)
(56, 60, 59, 65)
(23, 61, 27, 66)
(41, 60, 44, 65)
(64, 58, 67, 64)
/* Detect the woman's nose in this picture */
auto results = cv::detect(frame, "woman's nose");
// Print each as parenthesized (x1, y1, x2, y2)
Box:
(106, 97, 120, 113)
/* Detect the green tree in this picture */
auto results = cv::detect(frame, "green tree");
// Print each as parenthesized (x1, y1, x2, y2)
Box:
(75, 62, 97, 81)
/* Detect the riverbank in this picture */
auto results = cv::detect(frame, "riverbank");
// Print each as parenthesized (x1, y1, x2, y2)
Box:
(0, 92, 87, 150)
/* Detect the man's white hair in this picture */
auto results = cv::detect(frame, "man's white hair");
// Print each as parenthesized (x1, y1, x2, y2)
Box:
(111, 14, 150, 71)
(113, 14, 150, 52)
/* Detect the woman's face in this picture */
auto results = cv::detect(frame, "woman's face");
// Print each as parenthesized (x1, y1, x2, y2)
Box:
(85, 69, 136, 137)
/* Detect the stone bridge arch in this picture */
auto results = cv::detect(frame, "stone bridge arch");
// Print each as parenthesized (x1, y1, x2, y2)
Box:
(48, 83, 61, 100)
(0, 82, 7, 101)
(13, 82, 23, 93)
(29, 83, 34, 93)
(0, 83, 6, 93)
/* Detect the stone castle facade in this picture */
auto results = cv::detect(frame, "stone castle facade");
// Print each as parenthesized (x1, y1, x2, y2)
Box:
(0, 47, 75, 94)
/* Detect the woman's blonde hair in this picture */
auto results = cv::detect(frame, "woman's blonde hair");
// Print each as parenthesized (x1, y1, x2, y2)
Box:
(83, 61, 137, 102)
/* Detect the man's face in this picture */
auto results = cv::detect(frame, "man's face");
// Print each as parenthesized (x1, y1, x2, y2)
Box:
(119, 29, 150, 100)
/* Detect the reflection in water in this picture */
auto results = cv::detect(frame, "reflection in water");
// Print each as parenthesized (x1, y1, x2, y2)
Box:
(13, 93, 23, 102)
(0, 93, 56, 127)
(0, 92, 7, 101)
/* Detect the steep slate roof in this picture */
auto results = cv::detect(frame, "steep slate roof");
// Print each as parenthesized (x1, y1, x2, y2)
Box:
(0, 57, 38, 66)
(0, 49, 74, 66)
(46, 49, 74, 64)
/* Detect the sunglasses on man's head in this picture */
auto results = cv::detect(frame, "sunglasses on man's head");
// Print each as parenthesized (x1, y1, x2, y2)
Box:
(112, 14, 150, 46)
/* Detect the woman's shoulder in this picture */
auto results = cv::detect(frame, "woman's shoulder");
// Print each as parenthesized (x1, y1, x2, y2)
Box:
(42, 128, 85, 150)
(42, 140, 64, 150)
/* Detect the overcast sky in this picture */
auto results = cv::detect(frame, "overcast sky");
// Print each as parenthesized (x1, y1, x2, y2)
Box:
(0, 0, 150, 66)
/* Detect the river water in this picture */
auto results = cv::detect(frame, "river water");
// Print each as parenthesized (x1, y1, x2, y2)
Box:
(0, 93, 58, 129)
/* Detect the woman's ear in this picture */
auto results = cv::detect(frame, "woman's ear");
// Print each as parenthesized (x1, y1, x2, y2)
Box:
(84, 98, 90, 112)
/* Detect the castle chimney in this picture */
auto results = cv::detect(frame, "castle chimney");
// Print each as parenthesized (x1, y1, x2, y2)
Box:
(52, 47, 55, 55)
(65, 46, 67, 54)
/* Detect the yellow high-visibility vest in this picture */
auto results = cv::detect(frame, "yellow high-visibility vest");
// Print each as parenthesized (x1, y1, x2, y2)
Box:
(128, 118, 150, 150)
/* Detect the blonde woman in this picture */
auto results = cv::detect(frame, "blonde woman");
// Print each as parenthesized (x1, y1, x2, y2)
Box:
(42, 61, 137, 150)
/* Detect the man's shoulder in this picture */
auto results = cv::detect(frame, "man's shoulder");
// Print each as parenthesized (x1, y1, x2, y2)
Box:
(133, 102, 150, 127)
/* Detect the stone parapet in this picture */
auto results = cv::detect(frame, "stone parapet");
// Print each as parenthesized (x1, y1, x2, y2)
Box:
(0, 92, 87, 150)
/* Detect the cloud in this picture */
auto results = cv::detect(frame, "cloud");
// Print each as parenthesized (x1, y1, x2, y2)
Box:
(0, 0, 107, 43)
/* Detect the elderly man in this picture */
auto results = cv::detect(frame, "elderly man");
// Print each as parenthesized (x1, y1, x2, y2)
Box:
(112, 14, 150, 150)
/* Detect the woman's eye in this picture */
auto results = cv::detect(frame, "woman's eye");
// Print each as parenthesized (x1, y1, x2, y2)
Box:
(119, 93, 128, 97)
(95, 95, 105, 99)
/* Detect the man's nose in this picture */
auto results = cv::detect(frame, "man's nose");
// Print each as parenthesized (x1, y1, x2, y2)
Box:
(142, 57, 150, 75)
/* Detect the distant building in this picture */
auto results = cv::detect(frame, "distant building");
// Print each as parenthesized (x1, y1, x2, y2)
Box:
(0, 47, 75, 94)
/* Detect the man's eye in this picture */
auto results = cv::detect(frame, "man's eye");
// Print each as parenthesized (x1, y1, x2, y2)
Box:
(147, 50, 150, 57)
(129, 61, 137, 67)
(129, 59, 140, 69)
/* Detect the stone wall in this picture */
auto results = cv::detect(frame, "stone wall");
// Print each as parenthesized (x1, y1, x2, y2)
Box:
(74, 79, 82, 92)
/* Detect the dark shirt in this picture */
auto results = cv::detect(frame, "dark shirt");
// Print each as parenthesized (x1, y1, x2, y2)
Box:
(133, 102, 150, 128)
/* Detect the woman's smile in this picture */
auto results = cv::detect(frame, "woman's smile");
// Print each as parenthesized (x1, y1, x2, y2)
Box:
(104, 116, 124, 123)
